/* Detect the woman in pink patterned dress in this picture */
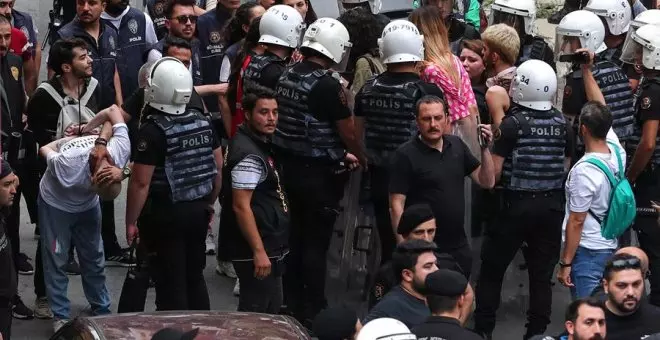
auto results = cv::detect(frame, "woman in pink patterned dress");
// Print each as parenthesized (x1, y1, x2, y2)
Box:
(410, 6, 480, 154)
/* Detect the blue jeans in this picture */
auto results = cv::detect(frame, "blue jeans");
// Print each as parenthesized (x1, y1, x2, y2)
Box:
(570, 246, 615, 299)
(38, 196, 110, 320)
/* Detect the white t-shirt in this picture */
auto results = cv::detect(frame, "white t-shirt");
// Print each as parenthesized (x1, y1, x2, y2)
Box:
(39, 124, 131, 213)
(219, 54, 231, 83)
(562, 129, 625, 250)
(101, 7, 158, 46)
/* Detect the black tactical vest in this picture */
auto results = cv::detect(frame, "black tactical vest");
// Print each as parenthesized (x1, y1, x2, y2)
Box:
(502, 106, 567, 192)
(146, 0, 167, 41)
(243, 53, 285, 88)
(628, 77, 660, 167)
(148, 110, 217, 203)
(359, 75, 424, 167)
(115, 7, 148, 99)
(598, 46, 624, 68)
(273, 65, 345, 161)
(221, 125, 289, 259)
(11, 10, 37, 50)
(197, 7, 231, 114)
(517, 36, 555, 71)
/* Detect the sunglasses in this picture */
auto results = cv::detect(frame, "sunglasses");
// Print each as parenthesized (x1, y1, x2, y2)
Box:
(609, 258, 641, 270)
(174, 15, 197, 24)
(0, 1, 12, 8)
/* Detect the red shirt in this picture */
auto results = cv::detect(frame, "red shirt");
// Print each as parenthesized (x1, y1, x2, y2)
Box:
(9, 27, 30, 61)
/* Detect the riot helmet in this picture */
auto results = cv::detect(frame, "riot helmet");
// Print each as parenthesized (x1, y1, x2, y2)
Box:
(259, 5, 306, 49)
(301, 17, 353, 72)
(555, 10, 607, 61)
(489, 0, 537, 36)
(623, 9, 660, 62)
(356, 318, 417, 340)
(509, 59, 557, 111)
(621, 23, 660, 70)
(144, 57, 193, 115)
(584, 0, 631, 36)
(378, 19, 424, 64)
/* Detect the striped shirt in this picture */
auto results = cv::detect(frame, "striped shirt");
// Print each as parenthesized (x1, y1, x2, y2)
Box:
(231, 155, 267, 190)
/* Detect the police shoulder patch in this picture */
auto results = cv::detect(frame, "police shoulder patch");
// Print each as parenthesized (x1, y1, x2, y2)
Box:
(374, 284, 384, 298)
(339, 89, 348, 107)
(137, 139, 148, 152)
(634, 63, 643, 74)
(641, 97, 652, 110)
(154, 2, 164, 15)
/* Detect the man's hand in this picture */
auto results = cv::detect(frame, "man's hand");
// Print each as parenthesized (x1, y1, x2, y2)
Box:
(126, 223, 139, 245)
(344, 153, 362, 171)
(95, 165, 124, 185)
(253, 250, 272, 280)
(576, 48, 595, 70)
(557, 266, 574, 288)
(89, 145, 111, 173)
(479, 124, 493, 146)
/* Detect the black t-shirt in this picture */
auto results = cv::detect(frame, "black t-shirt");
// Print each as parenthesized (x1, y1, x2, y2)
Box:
(26, 77, 101, 146)
(354, 72, 444, 118)
(637, 82, 660, 124)
(492, 108, 574, 159)
(562, 69, 587, 117)
(363, 285, 430, 329)
(260, 61, 286, 90)
(291, 60, 352, 123)
(389, 136, 480, 249)
(605, 303, 660, 340)
(0, 218, 16, 300)
(413, 316, 483, 340)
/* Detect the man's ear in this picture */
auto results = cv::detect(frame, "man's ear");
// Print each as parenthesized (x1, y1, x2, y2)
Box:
(401, 268, 414, 283)
(565, 320, 575, 336)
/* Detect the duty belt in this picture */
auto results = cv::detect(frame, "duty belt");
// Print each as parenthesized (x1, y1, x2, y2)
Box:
(504, 190, 561, 199)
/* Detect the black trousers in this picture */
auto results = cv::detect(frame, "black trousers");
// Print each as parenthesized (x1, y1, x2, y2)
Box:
(101, 201, 122, 256)
(474, 191, 563, 338)
(633, 168, 660, 307)
(370, 166, 396, 264)
(281, 158, 348, 323)
(0, 296, 11, 340)
(139, 200, 210, 311)
(233, 256, 285, 314)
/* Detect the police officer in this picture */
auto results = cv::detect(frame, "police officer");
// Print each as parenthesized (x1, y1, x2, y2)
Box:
(244, 5, 304, 92)
(620, 23, 660, 307)
(146, 0, 168, 40)
(4, 0, 39, 95)
(101, 0, 158, 100)
(474, 60, 573, 340)
(274, 17, 366, 326)
(197, 0, 239, 122)
(584, 0, 632, 67)
(125, 57, 223, 311)
(623, 9, 660, 91)
(355, 19, 443, 263)
(489, 0, 556, 71)
(556, 10, 635, 154)
(53, 0, 122, 110)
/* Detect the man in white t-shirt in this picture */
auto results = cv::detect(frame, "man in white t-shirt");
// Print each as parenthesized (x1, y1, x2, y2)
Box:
(558, 100, 626, 299)
(37, 104, 131, 332)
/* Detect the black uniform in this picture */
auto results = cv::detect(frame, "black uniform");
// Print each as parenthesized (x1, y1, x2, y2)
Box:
(273, 60, 352, 324)
(0, 214, 16, 340)
(354, 72, 444, 263)
(243, 52, 288, 90)
(474, 104, 573, 339)
(221, 125, 290, 313)
(413, 316, 484, 340)
(133, 107, 220, 311)
(146, 0, 168, 41)
(628, 76, 660, 307)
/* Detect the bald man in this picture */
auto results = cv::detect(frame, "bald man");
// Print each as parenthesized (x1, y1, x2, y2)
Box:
(590, 247, 650, 300)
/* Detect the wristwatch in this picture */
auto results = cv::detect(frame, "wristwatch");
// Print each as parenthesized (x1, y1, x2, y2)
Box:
(559, 260, 572, 268)
(122, 165, 132, 179)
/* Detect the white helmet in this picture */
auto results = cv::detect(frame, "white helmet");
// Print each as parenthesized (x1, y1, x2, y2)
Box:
(301, 17, 353, 71)
(489, 0, 537, 36)
(144, 57, 192, 115)
(378, 20, 424, 64)
(584, 0, 631, 36)
(259, 5, 306, 49)
(510, 59, 557, 111)
(555, 10, 607, 61)
(356, 318, 417, 340)
(621, 24, 660, 70)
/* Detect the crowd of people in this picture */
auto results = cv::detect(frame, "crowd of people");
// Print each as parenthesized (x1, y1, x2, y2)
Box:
(1, 0, 660, 339)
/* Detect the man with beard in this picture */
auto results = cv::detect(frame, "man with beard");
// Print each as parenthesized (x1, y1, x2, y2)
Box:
(601, 253, 660, 339)
(530, 298, 607, 340)
(0, 0, 37, 96)
(0, 159, 19, 340)
(101, 0, 157, 101)
(362, 239, 439, 329)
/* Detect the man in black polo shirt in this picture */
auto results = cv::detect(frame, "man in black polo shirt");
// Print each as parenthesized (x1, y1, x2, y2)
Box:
(413, 269, 481, 340)
(363, 239, 438, 329)
(389, 95, 495, 279)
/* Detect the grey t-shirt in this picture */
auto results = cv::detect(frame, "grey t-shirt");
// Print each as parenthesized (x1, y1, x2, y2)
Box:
(363, 285, 430, 329)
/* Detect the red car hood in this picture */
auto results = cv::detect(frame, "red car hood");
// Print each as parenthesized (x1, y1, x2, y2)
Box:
(81, 311, 310, 340)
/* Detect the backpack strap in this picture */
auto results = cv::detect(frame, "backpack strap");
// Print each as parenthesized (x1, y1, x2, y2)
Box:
(582, 141, 624, 224)
(79, 78, 98, 106)
(37, 82, 65, 108)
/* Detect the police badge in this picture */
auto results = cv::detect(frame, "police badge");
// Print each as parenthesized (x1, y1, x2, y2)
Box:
(128, 19, 138, 35)
(642, 97, 652, 110)
(154, 2, 164, 15)
(210, 31, 221, 44)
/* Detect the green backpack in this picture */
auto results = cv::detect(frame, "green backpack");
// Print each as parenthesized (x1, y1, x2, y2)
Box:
(583, 141, 637, 240)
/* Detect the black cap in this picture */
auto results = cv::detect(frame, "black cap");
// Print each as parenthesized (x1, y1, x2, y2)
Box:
(397, 204, 435, 235)
(425, 269, 468, 297)
(0, 158, 13, 180)
(312, 306, 357, 340)
(150, 328, 199, 340)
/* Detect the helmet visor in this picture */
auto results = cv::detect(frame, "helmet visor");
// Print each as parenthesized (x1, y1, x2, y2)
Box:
(554, 32, 583, 61)
(294, 23, 307, 48)
(333, 45, 353, 72)
(138, 60, 158, 88)
(490, 9, 524, 29)
(620, 32, 644, 66)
